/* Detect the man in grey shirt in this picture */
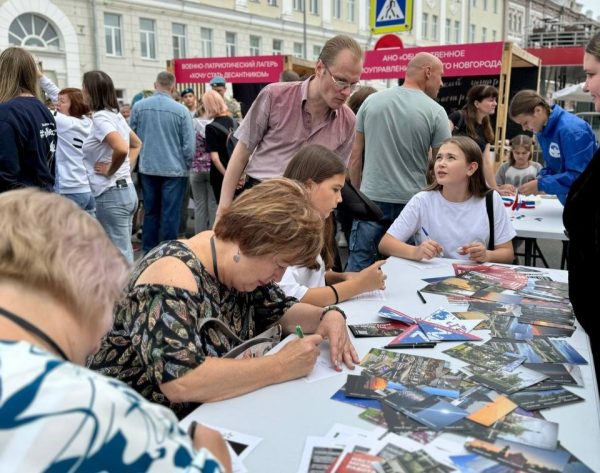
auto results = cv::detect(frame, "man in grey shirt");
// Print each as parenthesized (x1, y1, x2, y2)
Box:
(346, 52, 451, 271)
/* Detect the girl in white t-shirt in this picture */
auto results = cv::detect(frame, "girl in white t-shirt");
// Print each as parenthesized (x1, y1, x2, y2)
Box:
(379, 136, 516, 263)
(496, 134, 542, 194)
(280, 145, 387, 306)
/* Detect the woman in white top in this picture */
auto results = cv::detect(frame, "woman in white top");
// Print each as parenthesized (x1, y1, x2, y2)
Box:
(82, 71, 141, 263)
(379, 136, 515, 263)
(280, 145, 386, 306)
(38, 73, 95, 215)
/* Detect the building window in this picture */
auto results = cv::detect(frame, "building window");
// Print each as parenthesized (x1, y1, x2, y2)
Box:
(273, 39, 283, 54)
(200, 28, 213, 57)
(347, 0, 355, 22)
(310, 0, 319, 14)
(172, 23, 186, 59)
(431, 15, 438, 41)
(483, 0, 487, 10)
(139, 18, 156, 59)
(104, 13, 122, 56)
(454, 20, 460, 43)
(492, 29, 497, 41)
(494, 0, 497, 14)
(472, 0, 476, 6)
(293, 0, 304, 11)
(445, 19, 451, 43)
(422, 13, 428, 40)
(293, 42, 304, 58)
(482, 26, 487, 42)
(333, 0, 341, 19)
(9, 13, 61, 50)
(268, 0, 278, 5)
(313, 44, 321, 60)
(225, 32, 236, 57)
(250, 35, 261, 55)
(469, 24, 476, 42)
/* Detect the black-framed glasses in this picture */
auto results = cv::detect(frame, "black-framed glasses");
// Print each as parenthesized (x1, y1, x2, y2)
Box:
(324, 65, 361, 92)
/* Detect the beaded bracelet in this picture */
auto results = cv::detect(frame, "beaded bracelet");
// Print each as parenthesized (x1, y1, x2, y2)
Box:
(321, 305, 347, 321)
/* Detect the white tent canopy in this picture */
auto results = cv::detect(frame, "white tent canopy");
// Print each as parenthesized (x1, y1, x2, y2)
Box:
(552, 82, 593, 102)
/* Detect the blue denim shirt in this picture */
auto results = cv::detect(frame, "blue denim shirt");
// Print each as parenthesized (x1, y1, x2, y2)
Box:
(130, 91, 195, 177)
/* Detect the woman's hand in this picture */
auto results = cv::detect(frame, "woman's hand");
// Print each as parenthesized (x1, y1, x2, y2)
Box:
(355, 260, 387, 291)
(275, 334, 322, 379)
(458, 241, 488, 262)
(94, 161, 112, 177)
(414, 239, 444, 260)
(519, 179, 538, 196)
(316, 312, 359, 371)
(191, 423, 233, 473)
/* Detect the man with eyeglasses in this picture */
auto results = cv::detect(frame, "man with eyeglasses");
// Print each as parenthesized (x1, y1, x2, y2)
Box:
(346, 52, 451, 272)
(215, 34, 363, 220)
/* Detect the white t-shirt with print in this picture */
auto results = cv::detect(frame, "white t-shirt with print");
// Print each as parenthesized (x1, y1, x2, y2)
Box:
(82, 110, 132, 197)
(386, 190, 516, 260)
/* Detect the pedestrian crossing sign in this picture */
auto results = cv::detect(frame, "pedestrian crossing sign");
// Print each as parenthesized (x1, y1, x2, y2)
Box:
(370, 0, 412, 33)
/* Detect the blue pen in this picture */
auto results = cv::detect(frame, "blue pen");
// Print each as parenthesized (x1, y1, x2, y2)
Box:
(421, 227, 443, 256)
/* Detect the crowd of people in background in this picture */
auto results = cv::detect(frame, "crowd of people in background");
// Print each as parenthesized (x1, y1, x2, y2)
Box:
(1, 28, 600, 471)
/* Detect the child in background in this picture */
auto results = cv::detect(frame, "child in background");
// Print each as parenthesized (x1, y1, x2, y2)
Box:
(379, 136, 515, 263)
(280, 145, 387, 306)
(496, 134, 542, 195)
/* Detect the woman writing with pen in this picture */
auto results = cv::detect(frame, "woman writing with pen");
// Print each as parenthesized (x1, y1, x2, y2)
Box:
(379, 137, 515, 263)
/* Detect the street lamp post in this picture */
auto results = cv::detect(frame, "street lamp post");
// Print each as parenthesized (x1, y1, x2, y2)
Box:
(303, 0, 308, 59)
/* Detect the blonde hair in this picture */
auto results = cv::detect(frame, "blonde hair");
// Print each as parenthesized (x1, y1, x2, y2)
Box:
(0, 189, 129, 323)
(214, 178, 324, 267)
(202, 89, 228, 117)
(0, 47, 39, 103)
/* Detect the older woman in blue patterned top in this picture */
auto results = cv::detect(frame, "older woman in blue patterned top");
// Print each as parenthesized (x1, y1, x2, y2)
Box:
(0, 188, 230, 472)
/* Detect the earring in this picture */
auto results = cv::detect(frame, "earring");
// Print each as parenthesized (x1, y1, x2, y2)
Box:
(233, 250, 241, 263)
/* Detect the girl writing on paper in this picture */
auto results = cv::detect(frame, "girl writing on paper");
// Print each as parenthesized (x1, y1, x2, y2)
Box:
(509, 89, 597, 205)
(280, 144, 387, 306)
(379, 136, 515, 263)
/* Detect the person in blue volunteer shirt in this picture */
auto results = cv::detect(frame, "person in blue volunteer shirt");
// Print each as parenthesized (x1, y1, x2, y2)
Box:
(509, 89, 597, 205)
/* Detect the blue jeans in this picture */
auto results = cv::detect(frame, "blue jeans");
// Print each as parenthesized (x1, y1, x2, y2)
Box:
(140, 174, 188, 253)
(346, 201, 406, 272)
(63, 191, 96, 218)
(96, 184, 138, 263)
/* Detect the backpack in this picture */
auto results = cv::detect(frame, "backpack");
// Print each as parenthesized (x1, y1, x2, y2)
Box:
(209, 119, 239, 159)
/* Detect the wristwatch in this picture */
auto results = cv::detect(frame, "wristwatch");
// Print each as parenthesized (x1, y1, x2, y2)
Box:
(320, 305, 347, 321)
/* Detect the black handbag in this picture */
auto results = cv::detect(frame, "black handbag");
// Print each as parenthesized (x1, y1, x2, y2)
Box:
(339, 180, 383, 222)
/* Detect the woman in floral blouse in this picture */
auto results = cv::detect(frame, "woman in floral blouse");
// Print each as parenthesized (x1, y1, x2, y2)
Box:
(89, 178, 358, 418)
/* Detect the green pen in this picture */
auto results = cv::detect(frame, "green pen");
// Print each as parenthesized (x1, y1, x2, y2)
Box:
(295, 324, 304, 338)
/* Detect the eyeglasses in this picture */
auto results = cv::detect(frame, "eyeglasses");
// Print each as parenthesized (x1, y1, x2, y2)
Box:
(324, 66, 361, 92)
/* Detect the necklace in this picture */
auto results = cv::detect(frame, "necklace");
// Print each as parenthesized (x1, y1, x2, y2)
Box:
(210, 235, 220, 283)
(0, 306, 69, 361)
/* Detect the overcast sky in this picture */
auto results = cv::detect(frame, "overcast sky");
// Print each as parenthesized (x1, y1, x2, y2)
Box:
(578, 0, 600, 20)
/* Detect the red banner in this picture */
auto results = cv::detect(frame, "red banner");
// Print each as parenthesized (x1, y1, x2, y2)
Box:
(362, 42, 505, 80)
(174, 55, 285, 84)
(526, 47, 584, 66)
